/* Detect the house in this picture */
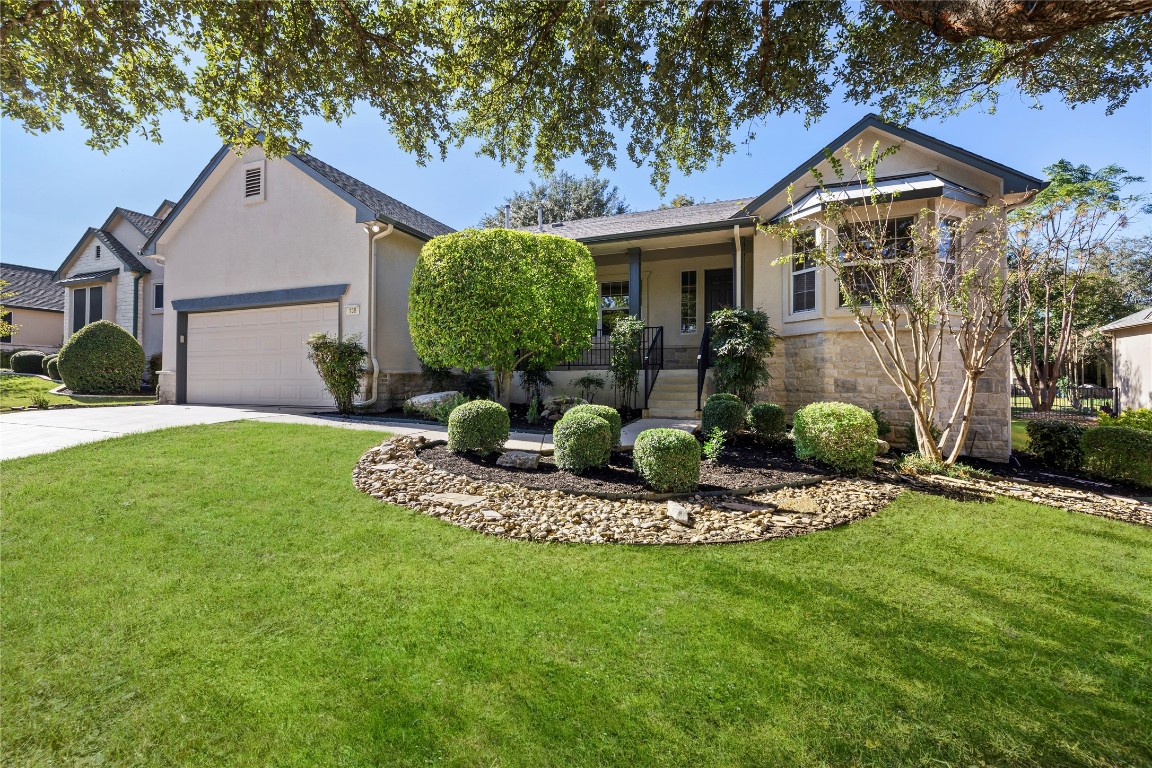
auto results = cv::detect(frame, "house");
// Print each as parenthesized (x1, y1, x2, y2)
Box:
(1100, 307, 1152, 410)
(52, 202, 173, 359)
(0, 262, 65, 353)
(149, 114, 1038, 460)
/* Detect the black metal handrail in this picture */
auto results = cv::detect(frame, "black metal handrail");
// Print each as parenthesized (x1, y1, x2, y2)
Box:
(555, 326, 663, 370)
(696, 323, 712, 411)
(642, 326, 664, 409)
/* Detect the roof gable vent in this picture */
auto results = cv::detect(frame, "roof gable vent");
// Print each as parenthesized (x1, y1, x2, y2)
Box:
(243, 161, 265, 203)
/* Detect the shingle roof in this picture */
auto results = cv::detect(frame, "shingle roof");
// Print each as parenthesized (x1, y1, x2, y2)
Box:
(92, 229, 150, 273)
(292, 152, 455, 240)
(523, 198, 753, 242)
(1099, 307, 1152, 333)
(115, 207, 163, 238)
(58, 269, 120, 286)
(0, 263, 65, 311)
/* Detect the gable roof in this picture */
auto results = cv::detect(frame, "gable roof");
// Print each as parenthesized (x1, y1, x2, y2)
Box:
(0, 262, 65, 311)
(112, 207, 163, 238)
(521, 198, 753, 243)
(1099, 307, 1152, 333)
(53, 227, 150, 281)
(738, 113, 1045, 217)
(142, 143, 455, 255)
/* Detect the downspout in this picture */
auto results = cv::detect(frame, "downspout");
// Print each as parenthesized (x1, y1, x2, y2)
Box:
(132, 273, 142, 339)
(732, 225, 743, 308)
(356, 222, 395, 408)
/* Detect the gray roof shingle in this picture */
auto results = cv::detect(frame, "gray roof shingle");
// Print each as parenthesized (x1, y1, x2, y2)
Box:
(58, 269, 120, 286)
(522, 198, 753, 242)
(1, 263, 66, 311)
(292, 152, 455, 240)
(92, 229, 150, 273)
(1100, 307, 1152, 333)
(115, 207, 163, 238)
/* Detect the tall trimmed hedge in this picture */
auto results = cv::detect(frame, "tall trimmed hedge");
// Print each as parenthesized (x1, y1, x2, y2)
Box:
(408, 229, 597, 406)
(57, 320, 145, 394)
(1081, 426, 1152, 487)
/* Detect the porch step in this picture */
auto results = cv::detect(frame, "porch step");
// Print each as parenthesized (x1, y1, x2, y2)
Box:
(645, 370, 703, 419)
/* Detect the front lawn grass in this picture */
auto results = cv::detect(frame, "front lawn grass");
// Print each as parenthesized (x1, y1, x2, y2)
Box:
(2, 422, 1149, 767)
(0, 373, 155, 411)
(1012, 418, 1030, 452)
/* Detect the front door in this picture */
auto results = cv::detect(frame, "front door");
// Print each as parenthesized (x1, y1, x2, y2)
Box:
(704, 268, 734, 321)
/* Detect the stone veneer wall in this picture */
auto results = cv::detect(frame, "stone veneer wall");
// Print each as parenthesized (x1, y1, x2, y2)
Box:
(760, 330, 1011, 461)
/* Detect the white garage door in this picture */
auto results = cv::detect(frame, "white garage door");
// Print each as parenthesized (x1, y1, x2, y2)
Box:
(186, 303, 339, 406)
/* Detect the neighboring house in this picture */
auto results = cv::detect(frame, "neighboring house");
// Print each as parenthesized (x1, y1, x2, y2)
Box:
(1100, 307, 1152, 410)
(52, 202, 174, 359)
(0, 262, 65, 353)
(148, 114, 1037, 460)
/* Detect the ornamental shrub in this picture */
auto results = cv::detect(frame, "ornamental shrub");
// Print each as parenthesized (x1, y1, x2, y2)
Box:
(633, 428, 701, 493)
(9, 350, 46, 374)
(447, 399, 510, 455)
(305, 332, 367, 414)
(1098, 408, 1152, 433)
(564, 404, 622, 446)
(701, 393, 746, 436)
(609, 314, 645, 409)
(409, 229, 597, 406)
(1024, 420, 1086, 472)
(1081, 426, 1152, 487)
(45, 356, 60, 380)
(57, 321, 145, 394)
(792, 401, 877, 474)
(1, 348, 32, 368)
(554, 412, 612, 473)
(41, 354, 57, 375)
(747, 402, 787, 441)
(709, 307, 776, 404)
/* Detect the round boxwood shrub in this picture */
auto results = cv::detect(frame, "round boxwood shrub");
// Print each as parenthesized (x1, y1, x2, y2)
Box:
(564, 403, 622, 447)
(701, 393, 746, 436)
(792, 401, 877, 474)
(57, 321, 145, 394)
(554, 412, 612, 474)
(747, 402, 787, 441)
(1081, 426, 1152, 488)
(633, 428, 701, 493)
(1024, 420, 1087, 471)
(41, 354, 57, 375)
(447, 399, 510, 455)
(45, 356, 61, 380)
(9, 350, 47, 374)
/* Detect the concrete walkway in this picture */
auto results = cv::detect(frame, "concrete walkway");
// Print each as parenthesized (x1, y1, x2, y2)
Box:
(0, 405, 557, 461)
(619, 417, 700, 449)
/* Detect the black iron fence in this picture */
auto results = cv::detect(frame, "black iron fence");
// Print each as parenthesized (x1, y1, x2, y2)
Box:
(555, 327, 663, 370)
(1011, 384, 1119, 421)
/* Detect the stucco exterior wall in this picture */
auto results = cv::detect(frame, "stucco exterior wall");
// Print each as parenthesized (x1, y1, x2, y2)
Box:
(3, 307, 64, 350)
(1113, 327, 1152, 410)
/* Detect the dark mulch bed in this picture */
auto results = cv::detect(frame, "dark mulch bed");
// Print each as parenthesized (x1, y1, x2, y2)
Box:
(970, 453, 1152, 499)
(350, 403, 644, 434)
(419, 438, 827, 496)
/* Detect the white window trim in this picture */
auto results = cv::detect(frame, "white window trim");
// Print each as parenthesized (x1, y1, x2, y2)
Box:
(242, 160, 266, 204)
(784, 230, 821, 322)
(151, 282, 164, 314)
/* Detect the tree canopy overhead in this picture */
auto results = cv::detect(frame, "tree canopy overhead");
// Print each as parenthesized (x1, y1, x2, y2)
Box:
(478, 171, 628, 228)
(3, 1, 1150, 189)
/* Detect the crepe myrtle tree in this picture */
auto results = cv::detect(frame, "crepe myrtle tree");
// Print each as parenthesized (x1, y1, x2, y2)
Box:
(408, 229, 598, 407)
(762, 143, 1016, 465)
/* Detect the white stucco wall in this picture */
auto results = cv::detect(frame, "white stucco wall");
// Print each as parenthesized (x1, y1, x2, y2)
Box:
(3, 307, 64, 350)
(1113, 327, 1152, 410)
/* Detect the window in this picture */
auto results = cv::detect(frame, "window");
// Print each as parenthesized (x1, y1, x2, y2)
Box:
(791, 231, 818, 314)
(71, 285, 103, 332)
(153, 282, 164, 312)
(838, 216, 915, 306)
(243, 161, 265, 202)
(600, 280, 629, 333)
(1, 311, 11, 343)
(680, 271, 698, 333)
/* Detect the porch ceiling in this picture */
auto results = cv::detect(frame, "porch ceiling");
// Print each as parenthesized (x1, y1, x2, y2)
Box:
(586, 224, 755, 260)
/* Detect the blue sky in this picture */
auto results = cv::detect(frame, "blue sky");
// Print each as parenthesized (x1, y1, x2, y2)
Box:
(2, 87, 1150, 272)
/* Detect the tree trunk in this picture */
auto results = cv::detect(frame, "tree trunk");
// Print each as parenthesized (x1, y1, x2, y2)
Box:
(494, 369, 513, 408)
(876, 0, 1152, 43)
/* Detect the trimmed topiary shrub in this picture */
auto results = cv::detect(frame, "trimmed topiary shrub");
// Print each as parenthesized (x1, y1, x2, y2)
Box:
(792, 401, 877, 474)
(633, 428, 701, 493)
(1081, 426, 1152, 488)
(1024, 420, 1086, 472)
(45, 356, 60, 380)
(57, 321, 145, 394)
(747, 402, 787, 441)
(1, 348, 33, 368)
(10, 350, 47, 374)
(701, 393, 746, 436)
(553, 412, 612, 474)
(564, 404, 622, 447)
(447, 399, 510, 455)
(1098, 408, 1152, 433)
(41, 354, 57, 375)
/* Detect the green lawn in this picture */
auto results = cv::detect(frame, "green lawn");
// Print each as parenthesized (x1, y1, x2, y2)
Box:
(0, 373, 155, 411)
(3, 422, 1150, 767)
(1012, 418, 1030, 452)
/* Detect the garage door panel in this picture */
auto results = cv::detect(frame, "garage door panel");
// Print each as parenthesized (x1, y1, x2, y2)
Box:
(186, 302, 338, 406)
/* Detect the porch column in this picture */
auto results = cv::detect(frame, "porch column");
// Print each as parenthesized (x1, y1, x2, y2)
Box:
(732, 227, 744, 308)
(627, 247, 641, 318)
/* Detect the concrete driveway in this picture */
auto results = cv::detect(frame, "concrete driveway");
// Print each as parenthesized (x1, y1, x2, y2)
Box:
(0, 405, 412, 461)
